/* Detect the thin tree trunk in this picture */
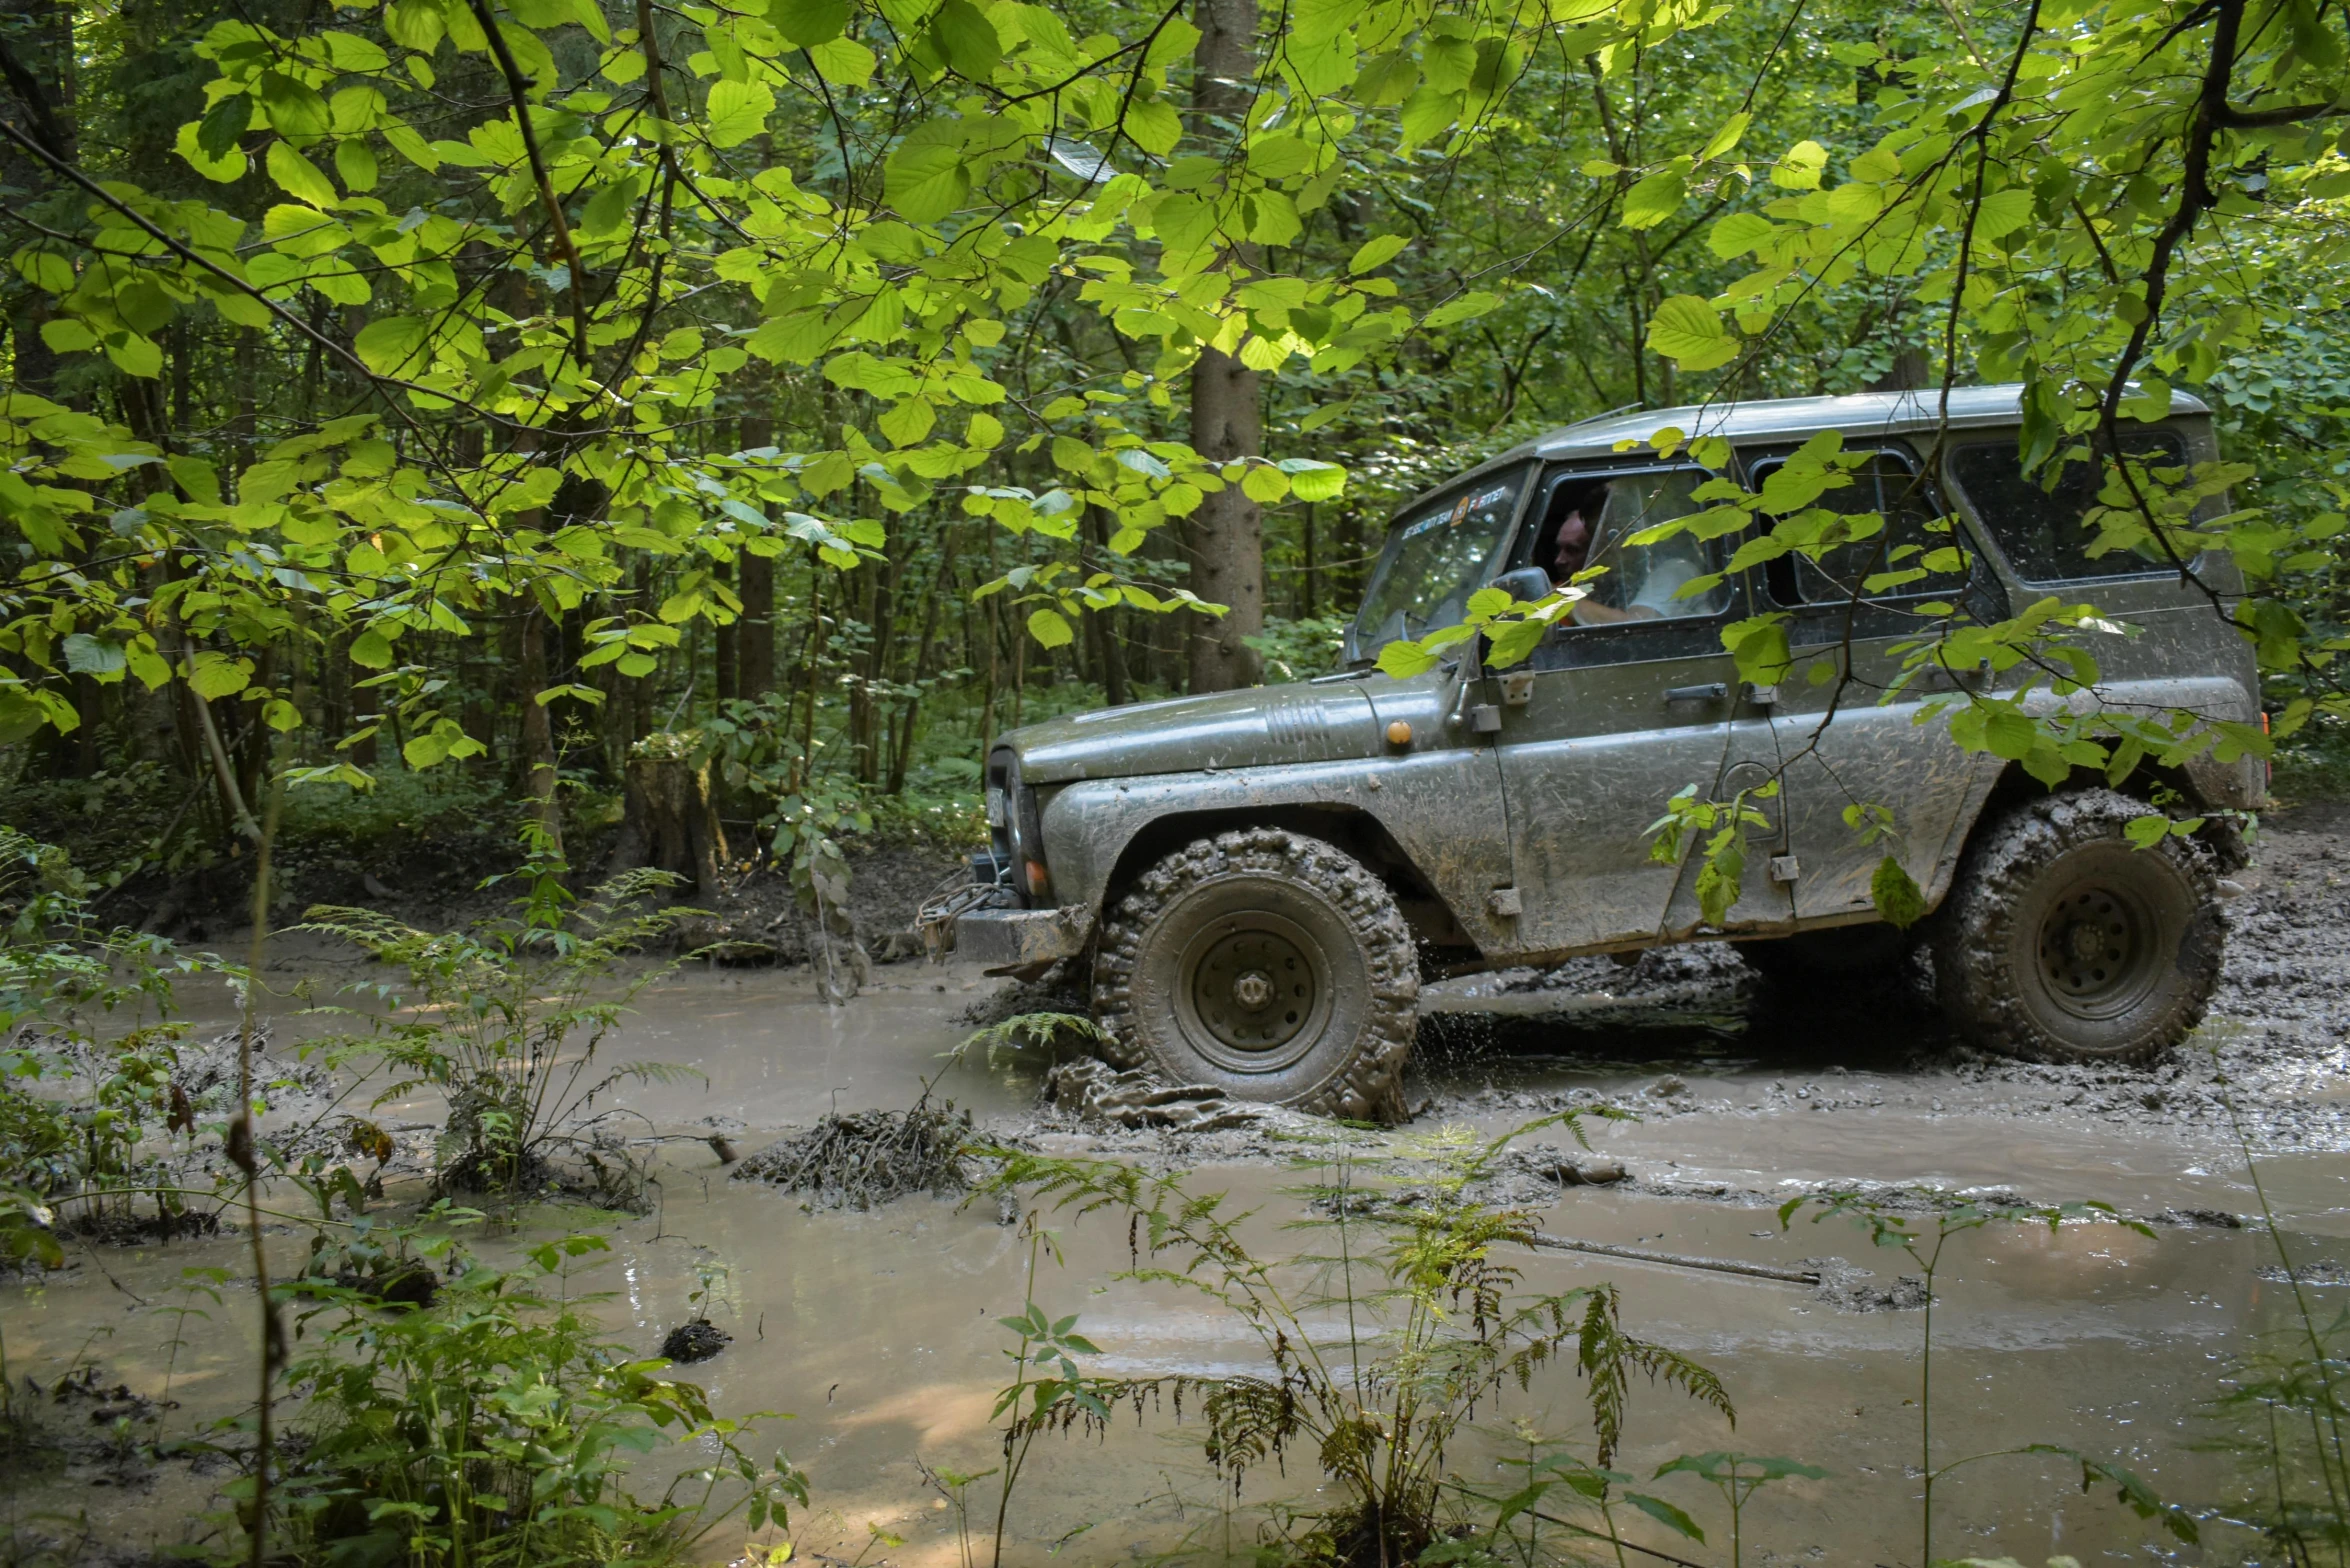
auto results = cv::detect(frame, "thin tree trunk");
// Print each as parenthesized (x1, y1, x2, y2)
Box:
(1085, 509, 1130, 706)
(736, 416, 777, 705)
(519, 601, 562, 861)
(1184, 0, 1266, 693)
(714, 558, 738, 707)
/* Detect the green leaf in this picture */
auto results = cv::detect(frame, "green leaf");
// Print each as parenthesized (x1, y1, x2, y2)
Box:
(1621, 165, 1686, 229)
(1346, 233, 1409, 274)
(1376, 638, 1438, 678)
(1708, 211, 1776, 259)
(1398, 85, 1463, 147)
(769, 0, 850, 45)
(267, 140, 338, 207)
(927, 0, 1001, 78)
(1623, 1492, 1705, 1543)
(62, 634, 126, 678)
(349, 629, 396, 668)
(705, 78, 774, 147)
(1282, 459, 1346, 502)
(1699, 110, 1751, 162)
(1026, 607, 1073, 648)
(1974, 187, 2035, 239)
(107, 333, 164, 379)
(1422, 291, 1499, 330)
(188, 651, 252, 700)
(885, 119, 971, 221)
(356, 316, 429, 375)
(256, 70, 332, 141)
(1241, 466, 1289, 503)
(335, 138, 379, 192)
(1122, 98, 1182, 157)
(384, 0, 445, 51)
(39, 318, 96, 353)
(1870, 855, 1927, 928)
(195, 91, 251, 161)
(1646, 295, 1737, 371)
(1771, 138, 1826, 190)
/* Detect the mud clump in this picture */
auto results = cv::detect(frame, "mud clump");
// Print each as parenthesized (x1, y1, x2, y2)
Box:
(659, 1319, 732, 1363)
(1807, 1259, 1930, 1311)
(734, 1097, 974, 1209)
(2257, 1258, 2350, 1285)
(1044, 1059, 1261, 1131)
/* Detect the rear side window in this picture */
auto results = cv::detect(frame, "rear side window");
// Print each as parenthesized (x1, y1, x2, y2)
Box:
(1748, 451, 1969, 608)
(1948, 432, 2189, 583)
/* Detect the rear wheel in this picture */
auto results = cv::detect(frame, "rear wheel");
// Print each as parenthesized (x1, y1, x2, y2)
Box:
(1932, 789, 2223, 1063)
(1091, 829, 1418, 1121)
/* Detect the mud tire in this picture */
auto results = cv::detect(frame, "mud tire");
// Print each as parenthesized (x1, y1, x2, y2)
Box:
(1091, 829, 1418, 1121)
(1737, 925, 1915, 986)
(1932, 789, 2223, 1064)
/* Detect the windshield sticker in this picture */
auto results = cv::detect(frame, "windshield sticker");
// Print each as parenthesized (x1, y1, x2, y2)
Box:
(1400, 514, 1445, 540)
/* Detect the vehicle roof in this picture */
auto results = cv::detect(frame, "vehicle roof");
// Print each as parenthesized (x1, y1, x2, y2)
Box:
(1420, 383, 2212, 509)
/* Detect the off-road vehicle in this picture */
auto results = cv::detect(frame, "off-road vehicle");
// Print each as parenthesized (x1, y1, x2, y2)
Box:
(948, 386, 2262, 1118)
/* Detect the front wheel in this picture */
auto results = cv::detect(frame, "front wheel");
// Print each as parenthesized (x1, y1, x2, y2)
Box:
(1932, 789, 2223, 1064)
(1090, 829, 1419, 1121)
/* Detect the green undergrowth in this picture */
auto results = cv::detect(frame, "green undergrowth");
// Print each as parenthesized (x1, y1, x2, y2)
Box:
(258, 1224, 805, 1568)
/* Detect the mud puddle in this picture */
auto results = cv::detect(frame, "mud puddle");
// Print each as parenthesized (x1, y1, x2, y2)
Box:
(15, 804, 2350, 1562)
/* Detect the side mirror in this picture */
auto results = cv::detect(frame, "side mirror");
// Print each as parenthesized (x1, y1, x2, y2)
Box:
(1492, 566, 1553, 604)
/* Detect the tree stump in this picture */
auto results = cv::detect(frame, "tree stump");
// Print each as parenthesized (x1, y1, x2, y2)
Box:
(612, 755, 730, 897)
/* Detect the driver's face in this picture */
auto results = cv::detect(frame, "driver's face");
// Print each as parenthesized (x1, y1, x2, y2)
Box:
(1552, 507, 1591, 575)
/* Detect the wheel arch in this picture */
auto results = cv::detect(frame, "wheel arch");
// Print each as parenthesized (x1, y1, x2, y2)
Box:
(1962, 758, 2251, 872)
(1096, 804, 1475, 960)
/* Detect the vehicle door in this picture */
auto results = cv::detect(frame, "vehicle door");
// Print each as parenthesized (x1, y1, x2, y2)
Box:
(1350, 469, 1526, 958)
(1742, 444, 2006, 919)
(1487, 463, 1773, 955)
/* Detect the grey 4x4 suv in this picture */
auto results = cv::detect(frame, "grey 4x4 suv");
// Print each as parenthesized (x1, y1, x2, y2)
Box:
(953, 386, 2262, 1118)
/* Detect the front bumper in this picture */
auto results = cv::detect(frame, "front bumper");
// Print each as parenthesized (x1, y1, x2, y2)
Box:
(953, 906, 1092, 973)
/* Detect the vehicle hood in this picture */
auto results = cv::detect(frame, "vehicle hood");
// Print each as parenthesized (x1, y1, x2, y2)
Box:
(1006, 681, 1385, 783)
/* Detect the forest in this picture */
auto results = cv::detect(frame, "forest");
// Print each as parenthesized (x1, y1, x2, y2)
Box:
(0, 0, 2340, 903)
(0, 0, 2348, 1560)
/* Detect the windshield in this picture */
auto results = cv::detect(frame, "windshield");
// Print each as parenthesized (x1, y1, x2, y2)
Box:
(1353, 466, 1529, 655)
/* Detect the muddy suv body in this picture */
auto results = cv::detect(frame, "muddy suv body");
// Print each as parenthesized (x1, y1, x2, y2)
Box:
(954, 386, 2262, 1116)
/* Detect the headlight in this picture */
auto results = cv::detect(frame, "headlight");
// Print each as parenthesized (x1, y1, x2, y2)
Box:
(987, 747, 1051, 906)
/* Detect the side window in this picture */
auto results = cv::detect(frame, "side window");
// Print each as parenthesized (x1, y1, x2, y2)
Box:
(1947, 432, 2190, 584)
(1529, 467, 1731, 624)
(1748, 451, 1970, 608)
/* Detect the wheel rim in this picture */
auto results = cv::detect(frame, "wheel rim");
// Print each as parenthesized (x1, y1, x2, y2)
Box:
(2036, 875, 2163, 1020)
(1173, 911, 1332, 1074)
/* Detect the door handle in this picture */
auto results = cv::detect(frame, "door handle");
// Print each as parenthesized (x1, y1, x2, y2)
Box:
(1664, 682, 1728, 704)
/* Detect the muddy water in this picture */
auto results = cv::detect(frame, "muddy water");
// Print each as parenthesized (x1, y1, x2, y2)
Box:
(10, 953, 2345, 1566)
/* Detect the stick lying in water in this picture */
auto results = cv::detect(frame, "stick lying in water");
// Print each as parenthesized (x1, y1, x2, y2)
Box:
(1523, 1230, 1821, 1285)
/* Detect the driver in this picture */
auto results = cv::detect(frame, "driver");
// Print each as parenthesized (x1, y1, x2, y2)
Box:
(1547, 488, 1692, 624)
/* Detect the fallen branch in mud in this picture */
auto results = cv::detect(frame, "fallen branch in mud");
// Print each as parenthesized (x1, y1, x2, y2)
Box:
(1522, 1229, 1822, 1285)
(733, 1094, 974, 1209)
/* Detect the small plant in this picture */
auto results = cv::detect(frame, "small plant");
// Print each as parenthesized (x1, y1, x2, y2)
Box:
(2202, 1035, 2350, 1566)
(0, 829, 217, 1256)
(302, 832, 697, 1201)
(1783, 1190, 2197, 1564)
(983, 1115, 1736, 1566)
(269, 1225, 807, 1568)
(1650, 1451, 1824, 1568)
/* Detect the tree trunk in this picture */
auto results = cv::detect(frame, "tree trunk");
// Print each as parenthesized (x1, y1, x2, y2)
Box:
(1184, 0, 1266, 694)
(519, 601, 562, 862)
(1085, 508, 1130, 706)
(736, 414, 777, 705)
(714, 558, 738, 707)
(615, 755, 728, 896)
(0, 0, 75, 402)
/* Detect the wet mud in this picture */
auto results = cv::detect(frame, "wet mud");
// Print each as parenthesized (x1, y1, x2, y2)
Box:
(10, 803, 2350, 1565)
